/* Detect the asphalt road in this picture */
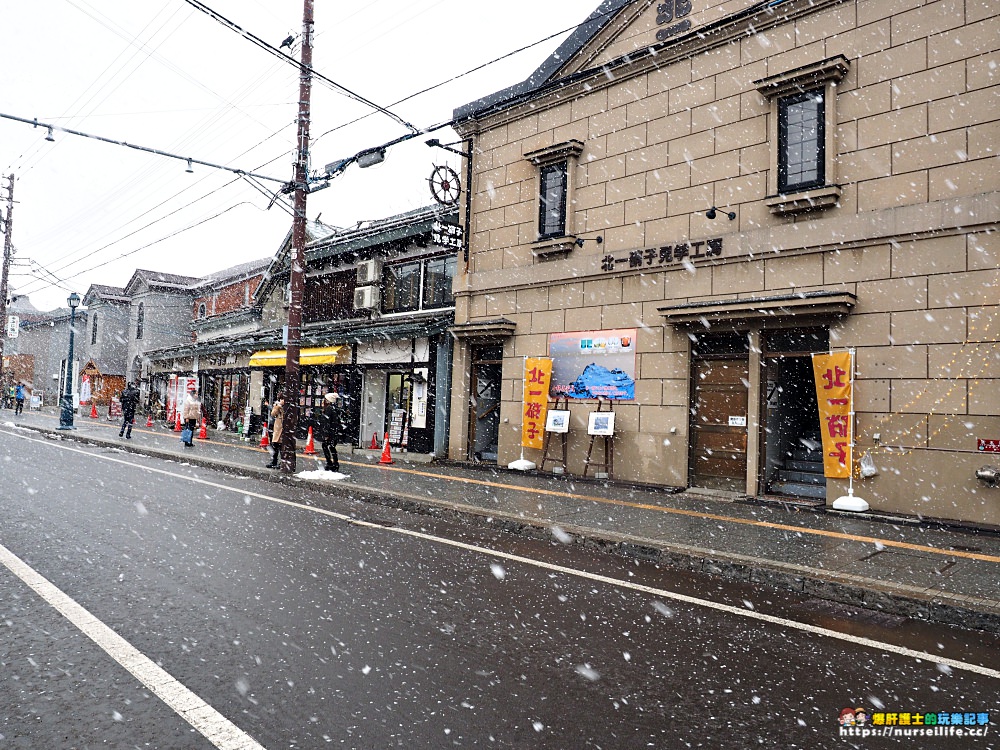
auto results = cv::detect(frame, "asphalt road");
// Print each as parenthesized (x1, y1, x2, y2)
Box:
(1, 426, 998, 749)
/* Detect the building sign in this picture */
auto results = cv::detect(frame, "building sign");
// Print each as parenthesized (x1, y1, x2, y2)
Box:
(549, 330, 636, 400)
(601, 237, 723, 273)
(521, 357, 552, 450)
(812, 351, 853, 479)
(655, 0, 693, 42)
(5, 315, 19, 338)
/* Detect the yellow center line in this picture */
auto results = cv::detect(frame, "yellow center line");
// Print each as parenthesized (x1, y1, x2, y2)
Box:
(70, 419, 1000, 565)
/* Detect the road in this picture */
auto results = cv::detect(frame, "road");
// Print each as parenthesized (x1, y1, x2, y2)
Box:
(1, 426, 998, 749)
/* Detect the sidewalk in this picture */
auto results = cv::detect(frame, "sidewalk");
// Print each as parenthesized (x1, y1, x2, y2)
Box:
(6, 406, 1000, 634)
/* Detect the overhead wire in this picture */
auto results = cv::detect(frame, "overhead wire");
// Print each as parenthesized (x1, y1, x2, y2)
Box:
(180, 0, 420, 135)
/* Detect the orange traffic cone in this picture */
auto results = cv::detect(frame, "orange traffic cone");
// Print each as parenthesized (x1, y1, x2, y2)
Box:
(90, 403, 98, 419)
(260, 424, 269, 448)
(303, 426, 316, 454)
(174, 411, 182, 431)
(369, 432, 378, 450)
(145, 413, 153, 428)
(198, 418, 208, 440)
(379, 432, 394, 464)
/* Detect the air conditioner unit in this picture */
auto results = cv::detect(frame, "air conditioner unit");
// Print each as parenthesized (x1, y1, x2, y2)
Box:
(353, 285, 379, 310)
(356, 258, 381, 285)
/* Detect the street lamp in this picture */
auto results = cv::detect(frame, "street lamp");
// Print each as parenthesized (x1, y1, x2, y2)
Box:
(58, 291, 81, 430)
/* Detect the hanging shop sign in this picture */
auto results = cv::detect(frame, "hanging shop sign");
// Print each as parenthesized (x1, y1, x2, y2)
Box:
(521, 357, 552, 450)
(549, 329, 636, 400)
(812, 351, 853, 479)
(600, 237, 722, 273)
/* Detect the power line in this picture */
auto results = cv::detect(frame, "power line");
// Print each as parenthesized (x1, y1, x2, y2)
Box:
(180, 0, 419, 135)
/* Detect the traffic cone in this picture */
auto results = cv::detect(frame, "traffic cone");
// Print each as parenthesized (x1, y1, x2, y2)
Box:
(260, 423, 269, 448)
(197, 418, 208, 440)
(369, 432, 378, 450)
(145, 413, 153, 428)
(90, 403, 98, 419)
(174, 411, 182, 431)
(379, 432, 394, 464)
(303, 426, 316, 454)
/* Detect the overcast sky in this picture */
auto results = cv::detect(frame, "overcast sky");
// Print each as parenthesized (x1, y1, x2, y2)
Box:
(0, 0, 601, 312)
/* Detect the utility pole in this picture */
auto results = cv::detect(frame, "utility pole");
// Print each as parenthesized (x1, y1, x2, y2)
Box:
(280, 0, 314, 474)
(0, 174, 14, 397)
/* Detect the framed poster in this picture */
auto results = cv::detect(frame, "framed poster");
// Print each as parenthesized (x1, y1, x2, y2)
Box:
(587, 411, 615, 436)
(549, 329, 637, 400)
(545, 409, 570, 433)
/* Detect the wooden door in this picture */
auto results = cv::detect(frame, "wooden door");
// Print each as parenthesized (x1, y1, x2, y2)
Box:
(689, 357, 749, 492)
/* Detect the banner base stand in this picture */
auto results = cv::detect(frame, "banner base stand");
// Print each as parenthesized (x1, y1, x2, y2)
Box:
(832, 494, 870, 512)
(508, 458, 536, 471)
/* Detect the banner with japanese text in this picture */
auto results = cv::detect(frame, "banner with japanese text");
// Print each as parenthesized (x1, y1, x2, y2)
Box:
(812, 351, 853, 479)
(521, 357, 552, 450)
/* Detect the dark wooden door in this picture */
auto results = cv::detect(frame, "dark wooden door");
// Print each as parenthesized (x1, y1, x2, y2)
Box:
(689, 357, 749, 492)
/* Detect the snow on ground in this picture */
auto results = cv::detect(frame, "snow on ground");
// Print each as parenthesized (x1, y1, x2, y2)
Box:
(297, 469, 348, 481)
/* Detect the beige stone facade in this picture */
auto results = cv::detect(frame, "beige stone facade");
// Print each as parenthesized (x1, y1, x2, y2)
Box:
(449, 0, 1000, 525)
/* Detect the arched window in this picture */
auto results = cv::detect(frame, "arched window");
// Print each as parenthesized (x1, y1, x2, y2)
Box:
(136, 302, 144, 340)
(198, 302, 207, 319)
(91, 313, 98, 345)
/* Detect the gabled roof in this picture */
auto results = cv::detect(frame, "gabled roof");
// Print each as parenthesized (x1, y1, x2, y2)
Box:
(83, 284, 129, 306)
(454, 0, 633, 121)
(124, 269, 203, 297)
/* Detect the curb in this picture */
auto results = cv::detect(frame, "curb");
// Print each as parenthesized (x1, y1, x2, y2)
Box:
(14, 422, 1000, 635)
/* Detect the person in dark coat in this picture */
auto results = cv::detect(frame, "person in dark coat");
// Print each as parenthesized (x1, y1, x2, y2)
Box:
(119, 381, 141, 439)
(321, 391, 344, 472)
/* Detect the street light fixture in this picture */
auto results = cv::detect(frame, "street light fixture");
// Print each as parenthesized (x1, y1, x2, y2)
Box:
(58, 291, 80, 430)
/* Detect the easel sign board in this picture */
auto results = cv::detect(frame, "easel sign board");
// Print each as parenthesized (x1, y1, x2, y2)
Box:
(588, 412, 615, 436)
(546, 409, 570, 433)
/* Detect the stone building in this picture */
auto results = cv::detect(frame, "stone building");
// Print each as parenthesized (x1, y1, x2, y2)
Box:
(448, 0, 999, 525)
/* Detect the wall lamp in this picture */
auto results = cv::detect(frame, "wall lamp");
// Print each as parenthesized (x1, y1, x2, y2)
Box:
(706, 206, 735, 220)
(976, 466, 1000, 487)
(575, 236, 604, 247)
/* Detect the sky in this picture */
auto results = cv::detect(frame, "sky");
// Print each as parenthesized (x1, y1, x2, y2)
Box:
(0, 0, 602, 312)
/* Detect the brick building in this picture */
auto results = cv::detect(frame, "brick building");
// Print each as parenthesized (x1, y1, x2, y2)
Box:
(448, 0, 999, 525)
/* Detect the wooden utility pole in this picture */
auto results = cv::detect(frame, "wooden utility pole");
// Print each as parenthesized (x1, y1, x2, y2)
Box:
(280, 0, 314, 473)
(0, 174, 14, 394)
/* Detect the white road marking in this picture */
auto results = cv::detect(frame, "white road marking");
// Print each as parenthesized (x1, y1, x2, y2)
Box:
(4, 429, 1000, 698)
(0, 541, 267, 750)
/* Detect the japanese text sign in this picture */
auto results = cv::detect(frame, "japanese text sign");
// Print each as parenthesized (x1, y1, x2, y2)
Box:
(812, 351, 853, 479)
(521, 357, 552, 450)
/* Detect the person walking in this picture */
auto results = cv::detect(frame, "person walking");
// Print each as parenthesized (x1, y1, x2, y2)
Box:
(118, 381, 141, 439)
(14, 383, 26, 415)
(320, 391, 345, 472)
(265, 393, 285, 468)
(180, 387, 202, 448)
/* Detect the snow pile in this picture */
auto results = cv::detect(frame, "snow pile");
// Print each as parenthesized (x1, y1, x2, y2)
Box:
(296, 469, 348, 481)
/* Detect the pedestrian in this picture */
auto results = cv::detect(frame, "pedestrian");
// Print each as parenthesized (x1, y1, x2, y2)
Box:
(119, 381, 141, 439)
(321, 391, 345, 472)
(265, 393, 285, 468)
(14, 383, 26, 415)
(180, 387, 202, 448)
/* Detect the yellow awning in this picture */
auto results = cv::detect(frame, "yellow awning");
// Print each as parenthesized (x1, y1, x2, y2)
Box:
(249, 346, 343, 367)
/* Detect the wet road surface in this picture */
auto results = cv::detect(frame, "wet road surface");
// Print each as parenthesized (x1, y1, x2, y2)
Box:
(1, 429, 998, 748)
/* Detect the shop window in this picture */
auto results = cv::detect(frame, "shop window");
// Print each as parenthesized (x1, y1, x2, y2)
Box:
(524, 140, 584, 258)
(422, 255, 456, 309)
(91, 313, 98, 345)
(755, 56, 849, 215)
(383, 260, 422, 313)
(136, 302, 144, 340)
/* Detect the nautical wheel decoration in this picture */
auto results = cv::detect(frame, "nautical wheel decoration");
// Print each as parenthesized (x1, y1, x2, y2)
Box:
(428, 164, 461, 205)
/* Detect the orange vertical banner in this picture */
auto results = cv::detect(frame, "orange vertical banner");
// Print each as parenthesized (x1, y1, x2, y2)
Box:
(521, 357, 552, 450)
(812, 351, 853, 479)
